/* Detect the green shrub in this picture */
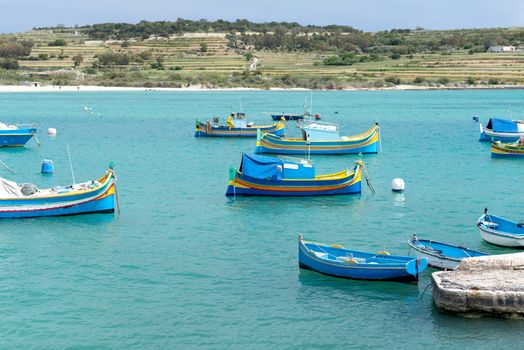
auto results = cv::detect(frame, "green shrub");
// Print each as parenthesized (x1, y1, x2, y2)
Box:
(385, 76, 401, 85)
(38, 53, 49, 60)
(413, 77, 425, 84)
(48, 39, 67, 46)
(437, 77, 450, 85)
(390, 53, 401, 59)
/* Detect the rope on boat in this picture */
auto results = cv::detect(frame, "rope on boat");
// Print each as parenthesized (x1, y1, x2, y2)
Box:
(361, 162, 376, 194)
(33, 133, 41, 146)
(419, 282, 433, 300)
(0, 159, 15, 174)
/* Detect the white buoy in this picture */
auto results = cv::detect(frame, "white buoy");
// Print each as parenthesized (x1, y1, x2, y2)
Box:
(47, 127, 57, 136)
(392, 178, 405, 192)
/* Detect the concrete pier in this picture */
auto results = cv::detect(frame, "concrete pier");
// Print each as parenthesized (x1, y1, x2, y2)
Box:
(432, 252, 524, 317)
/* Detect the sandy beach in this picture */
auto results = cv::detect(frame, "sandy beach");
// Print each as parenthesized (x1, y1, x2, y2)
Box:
(0, 84, 523, 93)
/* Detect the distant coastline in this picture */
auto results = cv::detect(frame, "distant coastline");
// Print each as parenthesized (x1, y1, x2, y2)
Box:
(0, 84, 523, 93)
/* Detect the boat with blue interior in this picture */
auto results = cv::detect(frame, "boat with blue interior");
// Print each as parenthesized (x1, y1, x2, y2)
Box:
(479, 118, 524, 142)
(299, 235, 428, 282)
(491, 138, 524, 157)
(477, 208, 524, 247)
(0, 122, 37, 147)
(0, 167, 116, 218)
(269, 112, 320, 121)
(255, 121, 380, 155)
(226, 153, 367, 196)
(407, 233, 487, 270)
(195, 112, 284, 137)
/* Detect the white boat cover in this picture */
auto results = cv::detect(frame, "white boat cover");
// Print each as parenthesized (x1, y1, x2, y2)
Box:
(0, 177, 22, 198)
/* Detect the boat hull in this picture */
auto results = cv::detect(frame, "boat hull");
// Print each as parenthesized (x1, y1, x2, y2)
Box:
(195, 122, 284, 137)
(491, 142, 524, 157)
(226, 164, 362, 197)
(0, 171, 116, 218)
(0, 128, 37, 147)
(408, 246, 460, 270)
(477, 214, 524, 247)
(479, 127, 522, 143)
(298, 241, 426, 282)
(255, 125, 379, 155)
(271, 114, 304, 121)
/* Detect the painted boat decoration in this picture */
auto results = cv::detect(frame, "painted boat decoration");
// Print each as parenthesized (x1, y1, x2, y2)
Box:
(298, 235, 428, 282)
(0, 122, 37, 147)
(479, 118, 524, 142)
(226, 153, 367, 196)
(0, 167, 116, 218)
(195, 112, 284, 137)
(407, 233, 487, 270)
(477, 208, 524, 247)
(254, 122, 380, 155)
(491, 139, 524, 157)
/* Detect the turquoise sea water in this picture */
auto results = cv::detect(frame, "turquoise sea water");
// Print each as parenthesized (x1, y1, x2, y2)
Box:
(0, 90, 523, 349)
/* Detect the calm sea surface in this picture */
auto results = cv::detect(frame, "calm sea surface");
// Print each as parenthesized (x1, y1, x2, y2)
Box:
(0, 90, 523, 349)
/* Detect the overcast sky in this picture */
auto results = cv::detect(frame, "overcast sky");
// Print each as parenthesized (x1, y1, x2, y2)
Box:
(2, 0, 524, 33)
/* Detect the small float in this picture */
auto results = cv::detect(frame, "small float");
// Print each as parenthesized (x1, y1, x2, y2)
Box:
(0, 167, 116, 218)
(479, 118, 524, 142)
(0, 122, 37, 147)
(226, 153, 369, 196)
(477, 208, 524, 247)
(254, 122, 380, 155)
(491, 139, 524, 157)
(407, 233, 487, 270)
(195, 112, 284, 137)
(299, 235, 428, 282)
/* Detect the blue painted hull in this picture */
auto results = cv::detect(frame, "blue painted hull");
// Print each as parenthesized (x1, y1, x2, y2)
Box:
(255, 142, 378, 155)
(0, 195, 115, 218)
(0, 127, 36, 147)
(226, 182, 361, 196)
(298, 240, 427, 282)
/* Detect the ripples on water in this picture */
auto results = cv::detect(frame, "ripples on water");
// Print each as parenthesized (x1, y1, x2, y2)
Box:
(0, 90, 522, 348)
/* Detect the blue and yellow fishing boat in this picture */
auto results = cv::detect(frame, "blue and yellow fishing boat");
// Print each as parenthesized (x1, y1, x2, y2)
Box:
(491, 139, 524, 157)
(299, 235, 428, 282)
(0, 167, 116, 218)
(254, 122, 380, 155)
(195, 112, 284, 137)
(0, 122, 37, 147)
(226, 153, 366, 196)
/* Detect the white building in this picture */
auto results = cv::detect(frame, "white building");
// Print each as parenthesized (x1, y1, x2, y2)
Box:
(488, 46, 517, 53)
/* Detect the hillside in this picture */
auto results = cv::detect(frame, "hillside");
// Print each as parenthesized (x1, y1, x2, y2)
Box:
(1, 21, 524, 89)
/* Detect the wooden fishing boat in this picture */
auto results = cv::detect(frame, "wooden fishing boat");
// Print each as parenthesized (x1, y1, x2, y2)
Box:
(407, 233, 487, 270)
(254, 122, 380, 155)
(0, 122, 37, 147)
(479, 118, 524, 142)
(477, 208, 524, 247)
(270, 113, 306, 121)
(0, 167, 116, 218)
(195, 112, 284, 137)
(226, 153, 366, 196)
(491, 139, 524, 157)
(299, 235, 428, 282)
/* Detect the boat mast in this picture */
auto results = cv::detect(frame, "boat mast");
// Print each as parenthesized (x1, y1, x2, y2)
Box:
(66, 144, 76, 184)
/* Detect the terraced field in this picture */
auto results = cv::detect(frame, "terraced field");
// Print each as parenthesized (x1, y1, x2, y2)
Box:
(4, 30, 524, 87)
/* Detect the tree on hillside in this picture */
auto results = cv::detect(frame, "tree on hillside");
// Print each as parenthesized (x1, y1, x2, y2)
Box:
(48, 39, 67, 46)
(73, 54, 83, 68)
